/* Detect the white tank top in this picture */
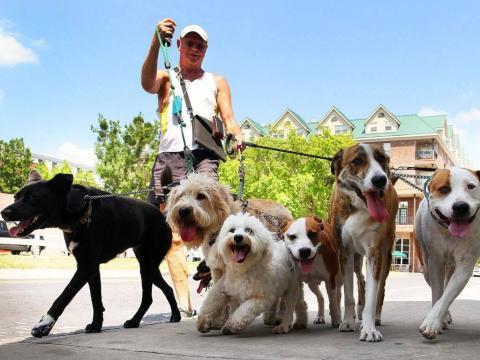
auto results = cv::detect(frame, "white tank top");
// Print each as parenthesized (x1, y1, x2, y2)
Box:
(158, 71, 217, 153)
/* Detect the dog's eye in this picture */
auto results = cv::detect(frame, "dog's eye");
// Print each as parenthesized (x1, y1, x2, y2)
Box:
(287, 234, 296, 241)
(245, 227, 254, 235)
(196, 193, 207, 200)
(439, 186, 451, 195)
(229, 228, 235, 233)
(467, 183, 476, 190)
(352, 158, 363, 166)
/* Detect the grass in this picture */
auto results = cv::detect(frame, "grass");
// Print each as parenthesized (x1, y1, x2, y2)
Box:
(0, 252, 199, 272)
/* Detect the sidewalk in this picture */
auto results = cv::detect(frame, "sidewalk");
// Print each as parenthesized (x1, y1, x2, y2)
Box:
(1, 300, 480, 360)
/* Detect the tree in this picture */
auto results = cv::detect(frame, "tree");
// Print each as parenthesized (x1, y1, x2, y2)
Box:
(219, 131, 355, 218)
(91, 113, 159, 197)
(0, 138, 32, 193)
(75, 169, 98, 187)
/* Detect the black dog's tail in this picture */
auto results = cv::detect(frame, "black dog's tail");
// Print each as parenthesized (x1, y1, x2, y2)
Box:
(160, 165, 174, 197)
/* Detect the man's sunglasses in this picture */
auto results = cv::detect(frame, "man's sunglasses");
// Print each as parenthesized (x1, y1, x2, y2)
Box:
(184, 40, 207, 51)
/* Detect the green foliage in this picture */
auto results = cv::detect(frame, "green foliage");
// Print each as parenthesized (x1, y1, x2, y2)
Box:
(75, 169, 98, 187)
(33, 160, 98, 188)
(91, 113, 159, 196)
(51, 161, 73, 176)
(0, 138, 32, 193)
(219, 131, 355, 218)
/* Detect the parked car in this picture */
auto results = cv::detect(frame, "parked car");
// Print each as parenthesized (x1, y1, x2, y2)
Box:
(0, 218, 46, 256)
(473, 267, 480, 277)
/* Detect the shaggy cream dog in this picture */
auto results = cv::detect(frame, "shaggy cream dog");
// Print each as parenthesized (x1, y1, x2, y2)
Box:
(165, 173, 292, 281)
(197, 212, 303, 334)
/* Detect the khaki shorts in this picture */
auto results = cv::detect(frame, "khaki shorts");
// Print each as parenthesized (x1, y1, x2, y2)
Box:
(147, 149, 219, 206)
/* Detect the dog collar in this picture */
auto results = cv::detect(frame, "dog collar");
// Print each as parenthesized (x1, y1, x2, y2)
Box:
(60, 200, 93, 234)
(429, 209, 449, 230)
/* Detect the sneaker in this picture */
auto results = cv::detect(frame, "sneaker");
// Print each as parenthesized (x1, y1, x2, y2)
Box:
(179, 308, 197, 318)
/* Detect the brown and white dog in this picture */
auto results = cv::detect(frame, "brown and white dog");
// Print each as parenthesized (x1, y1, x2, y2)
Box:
(415, 167, 480, 339)
(283, 216, 342, 327)
(330, 143, 398, 342)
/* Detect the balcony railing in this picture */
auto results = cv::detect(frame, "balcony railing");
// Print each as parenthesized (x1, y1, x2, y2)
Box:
(415, 149, 437, 160)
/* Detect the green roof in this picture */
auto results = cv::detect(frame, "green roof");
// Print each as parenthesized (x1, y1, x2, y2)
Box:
(422, 115, 447, 130)
(242, 117, 268, 136)
(286, 108, 313, 132)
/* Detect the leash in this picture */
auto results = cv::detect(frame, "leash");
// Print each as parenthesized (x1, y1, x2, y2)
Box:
(225, 136, 333, 161)
(83, 183, 179, 201)
(155, 27, 195, 174)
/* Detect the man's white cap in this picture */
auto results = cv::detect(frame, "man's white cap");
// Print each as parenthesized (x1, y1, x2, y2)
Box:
(180, 25, 208, 42)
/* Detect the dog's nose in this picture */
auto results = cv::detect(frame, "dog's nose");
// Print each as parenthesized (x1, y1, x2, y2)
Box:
(234, 234, 243, 243)
(452, 201, 470, 217)
(371, 174, 387, 189)
(178, 206, 192, 218)
(299, 247, 312, 259)
(0, 208, 12, 221)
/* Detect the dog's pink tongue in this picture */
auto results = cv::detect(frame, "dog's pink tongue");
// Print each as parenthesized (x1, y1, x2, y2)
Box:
(299, 259, 315, 273)
(179, 226, 197, 242)
(364, 192, 389, 223)
(232, 248, 248, 263)
(448, 222, 470, 238)
(8, 219, 31, 237)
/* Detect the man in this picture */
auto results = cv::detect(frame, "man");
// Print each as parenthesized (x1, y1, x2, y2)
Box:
(141, 19, 243, 317)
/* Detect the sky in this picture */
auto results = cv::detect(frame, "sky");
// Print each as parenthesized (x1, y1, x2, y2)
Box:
(1, 0, 479, 167)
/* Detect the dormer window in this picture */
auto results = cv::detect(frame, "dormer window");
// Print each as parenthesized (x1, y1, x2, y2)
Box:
(331, 116, 337, 122)
(370, 122, 378, 132)
(378, 112, 385, 118)
(385, 125, 392, 131)
(244, 124, 250, 129)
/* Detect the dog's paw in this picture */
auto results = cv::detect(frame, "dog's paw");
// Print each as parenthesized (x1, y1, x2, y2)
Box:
(331, 318, 340, 328)
(31, 314, 56, 338)
(339, 318, 355, 332)
(197, 316, 214, 333)
(221, 322, 244, 335)
(375, 318, 382, 326)
(446, 311, 453, 324)
(359, 324, 383, 342)
(85, 323, 102, 333)
(123, 319, 140, 329)
(272, 323, 291, 334)
(170, 310, 181, 323)
(313, 315, 325, 325)
(293, 321, 307, 329)
(419, 316, 444, 340)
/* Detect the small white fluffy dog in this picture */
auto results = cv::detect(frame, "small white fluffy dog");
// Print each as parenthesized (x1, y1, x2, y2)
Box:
(416, 167, 480, 339)
(197, 212, 303, 334)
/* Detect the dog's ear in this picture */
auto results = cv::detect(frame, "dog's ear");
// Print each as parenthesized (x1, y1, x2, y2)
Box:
(278, 219, 291, 239)
(47, 173, 73, 195)
(312, 215, 325, 231)
(476, 171, 480, 181)
(66, 186, 87, 215)
(331, 149, 344, 176)
(28, 169, 43, 183)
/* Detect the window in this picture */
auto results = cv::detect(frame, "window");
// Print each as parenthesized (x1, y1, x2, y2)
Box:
(394, 238, 410, 266)
(244, 124, 250, 129)
(383, 142, 391, 156)
(396, 201, 408, 224)
(385, 125, 392, 131)
(249, 135, 255, 142)
(335, 125, 349, 135)
(378, 112, 385, 118)
(331, 116, 338, 122)
(370, 122, 377, 132)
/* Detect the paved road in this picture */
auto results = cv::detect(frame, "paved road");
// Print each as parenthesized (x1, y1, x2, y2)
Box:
(1, 270, 480, 356)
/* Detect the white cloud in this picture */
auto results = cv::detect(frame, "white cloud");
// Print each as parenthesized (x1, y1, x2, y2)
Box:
(418, 106, 448, 117)
(55, 142, 97, 167)
(0, 25, 38, 66)
(453, 108, 480, 123)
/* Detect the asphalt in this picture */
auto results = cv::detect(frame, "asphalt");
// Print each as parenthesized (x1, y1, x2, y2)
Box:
(1, 299, 480, 360)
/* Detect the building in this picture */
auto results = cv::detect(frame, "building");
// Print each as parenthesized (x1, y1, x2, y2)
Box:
(240, 104, 469, 272)
(31, 153, 94, 176)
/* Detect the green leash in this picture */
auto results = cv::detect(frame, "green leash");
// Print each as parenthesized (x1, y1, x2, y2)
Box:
(156, 28, 195, 174)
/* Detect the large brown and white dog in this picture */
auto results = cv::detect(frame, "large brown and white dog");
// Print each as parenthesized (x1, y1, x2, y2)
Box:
(415, 167, 480, 339)
(330, 143, 398, 342)
(283, 216, 342, 327)
(165, 173, 292, 281)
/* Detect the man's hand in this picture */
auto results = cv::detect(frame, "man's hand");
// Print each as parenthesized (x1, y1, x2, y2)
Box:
(156, 18, 176, 44)
(235, 134, 245, 152)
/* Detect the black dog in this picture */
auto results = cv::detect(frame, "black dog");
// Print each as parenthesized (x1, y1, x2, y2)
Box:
(0, 170, 180, 337)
